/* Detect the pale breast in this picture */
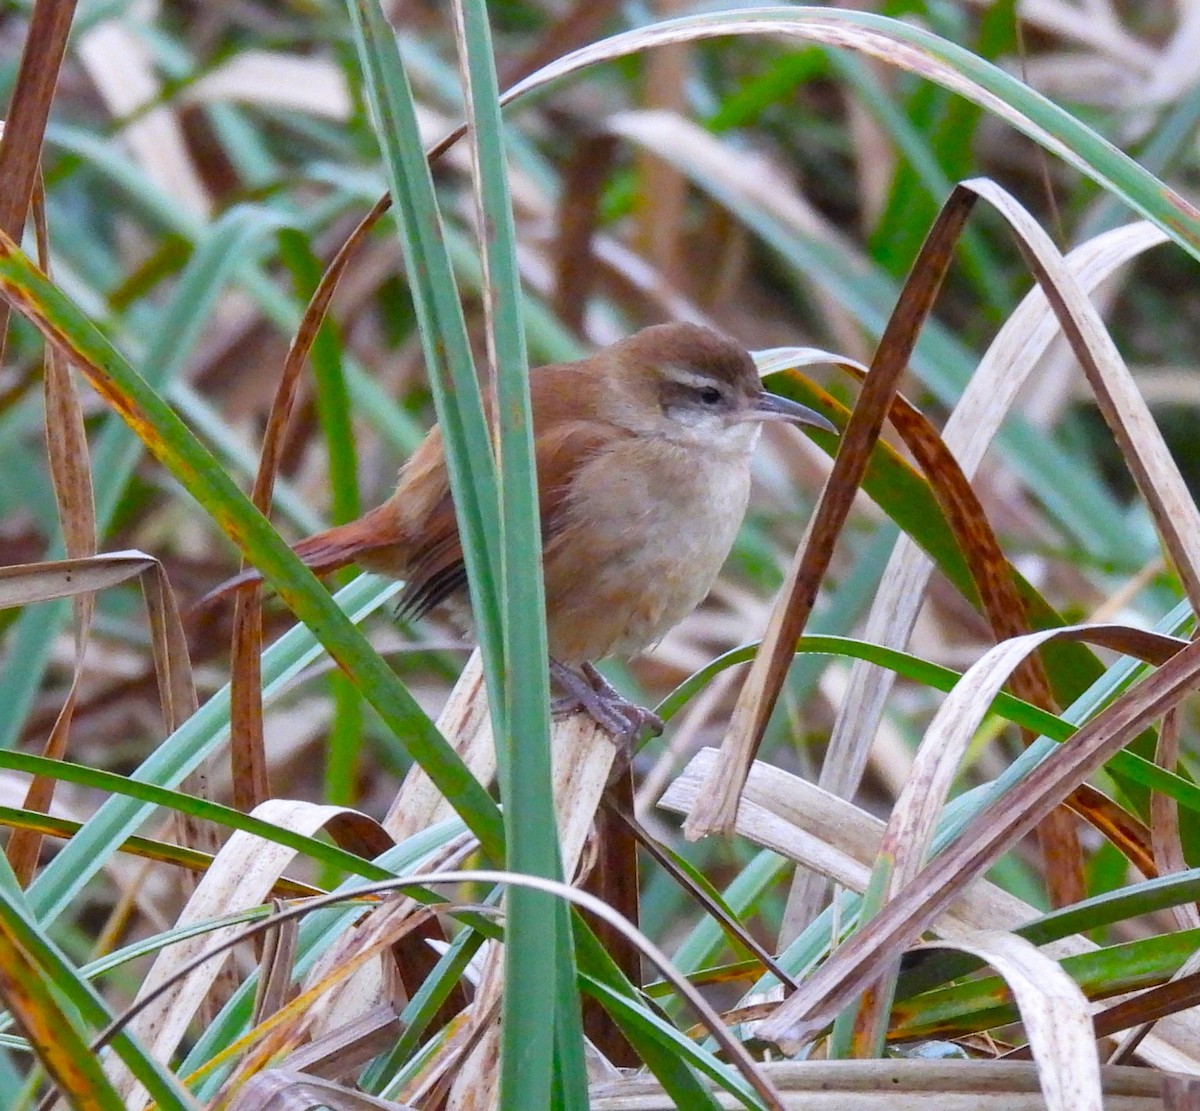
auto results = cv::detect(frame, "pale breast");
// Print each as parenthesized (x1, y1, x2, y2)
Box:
(542, 432, 755, 663)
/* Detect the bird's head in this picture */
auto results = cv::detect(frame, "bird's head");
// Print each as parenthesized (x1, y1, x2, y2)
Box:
(602, 322, 836, 451)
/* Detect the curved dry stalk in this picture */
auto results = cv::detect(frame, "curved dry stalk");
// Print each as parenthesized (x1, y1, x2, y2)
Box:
(760, 629, 1200, 1053)
(111, 799, 392, 1106)
(97, 869, 787, 1111)
(783, 218, 1168, 937)
(917, 932, 1102, 1111)
(1151, 709, 1200, 933)
(658, 747, 1200, 1072)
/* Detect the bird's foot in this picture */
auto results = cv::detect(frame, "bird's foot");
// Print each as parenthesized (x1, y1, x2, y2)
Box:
(550, 660, 663, 749)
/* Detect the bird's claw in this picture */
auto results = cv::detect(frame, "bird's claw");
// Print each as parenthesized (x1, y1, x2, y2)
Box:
(550, 661, 663, 750)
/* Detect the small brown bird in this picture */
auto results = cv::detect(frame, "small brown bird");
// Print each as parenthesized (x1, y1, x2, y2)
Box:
(210, 322, 834, 738)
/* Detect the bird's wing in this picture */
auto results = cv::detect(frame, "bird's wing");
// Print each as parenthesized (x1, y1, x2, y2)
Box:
(190, 500, 408, 612)
(399, 416, 622, 620)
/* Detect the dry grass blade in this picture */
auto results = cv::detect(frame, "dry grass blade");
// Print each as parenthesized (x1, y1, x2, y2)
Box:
(918, 933, 1102, 1111)
(33, 175, 95, 561)
(108, 861, 784, 1108)
(1151, 709, 1199, 932)
(227, 1070, 414, 1110)
(0, 551, 155, 607)
(660, 748, 1066, 946)
(965, 177, 1200, 607)
(225, 173, 392, 820)
(864, 623, 1175, 898)
(252, 900, 299, 1028)
(141, 561, 199, 733)
(1104, 951, 1200, 1067)
(437, 870, 789, 1111)
(323, 654, 492, 1047)
(6, 173, 101, 886)
(228, 247, 338, 814)
(383, 651, 492, 841)
(0, 551, 196, 881)
(1164, 1073, 1200, 1111)
(281, 1004, 403, 1080)
(683, 187, 979, 840)
(1068, 783, 1155, 881)
(230, 590, 270, 812)
(214, 901, 445, 1104)
(141, 562, 213, 904)
(279, 194, 392, 443)
(586, 778, 644, 1066)
(783, 219, 1168, 937)
(760, 628, 1200, 1053)
(0, 0, 77, 356)
(301, 830, 476, 1045)
(613, 799, 796, 991)
(659, 749, 1200, 1071)
(868, 625, 1178, 998)
(142, 557, 216, 928)
(112, 800, 392, 1106)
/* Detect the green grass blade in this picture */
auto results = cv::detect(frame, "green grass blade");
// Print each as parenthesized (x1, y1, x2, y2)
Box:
(0, 230, 504, 863)
(345, 0, 504, 673)
(0, 204, 283, 752)
(0, 887, 194, 1109)
(0, 750, 393, 881)
(452, 0, 578, 1105)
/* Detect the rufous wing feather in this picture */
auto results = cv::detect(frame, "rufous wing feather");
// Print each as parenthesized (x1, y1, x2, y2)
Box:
(196, 361, 627, 619)
(192, 501, 410, 610)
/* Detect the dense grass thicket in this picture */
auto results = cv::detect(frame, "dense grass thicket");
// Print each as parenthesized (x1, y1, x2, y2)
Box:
(3, 1, 1200, 1107)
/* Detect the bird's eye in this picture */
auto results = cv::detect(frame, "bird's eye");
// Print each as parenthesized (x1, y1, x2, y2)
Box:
(696, 386, 723, 405)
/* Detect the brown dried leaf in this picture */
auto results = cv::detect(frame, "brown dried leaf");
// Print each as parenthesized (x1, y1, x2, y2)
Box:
(782, 219, 1167, 937)
(967, 178, 1200, 608)
(684, 187, 980, 839)
(0, 0, 77, 353)
(919, 932, 1102, 1111)
(281, 1004, 402, 1081)
(1152, 708, 1200, 932)
(760, 627, 1200, 1053)
(659, 748, 1200, 1072)
(5, 171, 101, 885)
(112, 799, 392, 1106)
(0, 551, 154, 607)
(253, 900, 300, 1029)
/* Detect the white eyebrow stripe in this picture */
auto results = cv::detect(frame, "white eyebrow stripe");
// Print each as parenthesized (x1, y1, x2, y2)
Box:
(665, 365, 725, 391)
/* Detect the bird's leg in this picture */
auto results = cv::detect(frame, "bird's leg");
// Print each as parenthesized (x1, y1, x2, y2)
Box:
(549, 660, 664, 747)
(580, 662, 665, 739)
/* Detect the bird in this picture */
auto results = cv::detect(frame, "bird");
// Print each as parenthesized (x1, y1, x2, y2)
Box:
(204, 322, 836, 741)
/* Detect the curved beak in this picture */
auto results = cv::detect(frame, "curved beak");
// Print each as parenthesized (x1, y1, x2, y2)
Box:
(748, 390, 837, 434)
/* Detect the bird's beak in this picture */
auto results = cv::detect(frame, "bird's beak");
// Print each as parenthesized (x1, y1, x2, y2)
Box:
(747, 391, 837, 434)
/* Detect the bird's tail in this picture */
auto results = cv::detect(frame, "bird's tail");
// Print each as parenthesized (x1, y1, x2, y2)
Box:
(193, 502, 405, 611)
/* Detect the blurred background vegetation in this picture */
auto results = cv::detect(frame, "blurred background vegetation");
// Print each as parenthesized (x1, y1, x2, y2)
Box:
(5, 0, 1200, 1106)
